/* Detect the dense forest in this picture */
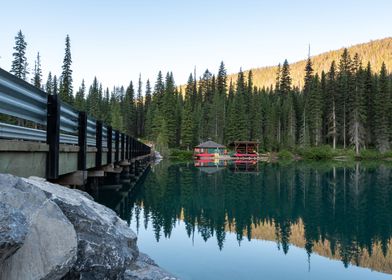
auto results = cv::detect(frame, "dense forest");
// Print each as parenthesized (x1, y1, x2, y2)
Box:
(4, 30, 392, 154)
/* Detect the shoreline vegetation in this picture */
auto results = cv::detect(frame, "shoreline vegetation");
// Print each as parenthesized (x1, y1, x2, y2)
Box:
(166, 147, 392, 162)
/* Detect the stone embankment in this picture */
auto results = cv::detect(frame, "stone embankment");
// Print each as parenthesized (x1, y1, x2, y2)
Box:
(0, 174, 177, 280)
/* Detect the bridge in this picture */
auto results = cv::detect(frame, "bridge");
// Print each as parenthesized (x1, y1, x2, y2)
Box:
(0, 68, 152, 185)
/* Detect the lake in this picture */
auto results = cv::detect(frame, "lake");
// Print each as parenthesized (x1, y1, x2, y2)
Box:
(92, 160, 392, 280)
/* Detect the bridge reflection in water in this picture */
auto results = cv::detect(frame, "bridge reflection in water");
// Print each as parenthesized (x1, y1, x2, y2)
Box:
(93, 160, 392, 278)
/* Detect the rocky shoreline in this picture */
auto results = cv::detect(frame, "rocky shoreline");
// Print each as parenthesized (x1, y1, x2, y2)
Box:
(0, 174, 177, 280)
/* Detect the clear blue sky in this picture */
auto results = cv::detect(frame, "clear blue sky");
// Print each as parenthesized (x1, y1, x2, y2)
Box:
(1, 0, 391, 92)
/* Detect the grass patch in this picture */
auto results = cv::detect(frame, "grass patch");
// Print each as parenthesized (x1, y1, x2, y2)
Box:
(169, 149, 194, 161)
(359, 149, 382, 160)
(297, 146, 337, 160)
(277, 150, 294, 160)
(359, 149, 392, 160)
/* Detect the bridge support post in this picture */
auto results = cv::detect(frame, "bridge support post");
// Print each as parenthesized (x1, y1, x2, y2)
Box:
(78, 112, 87, 171)
(46, 94, 60, 180)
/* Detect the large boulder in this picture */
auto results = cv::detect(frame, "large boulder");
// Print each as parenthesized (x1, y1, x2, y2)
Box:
(0, 174, 77, 280)
(125, 253, 177, 280)
(0, 202, 27, 264)
(26, 177, 139, 280)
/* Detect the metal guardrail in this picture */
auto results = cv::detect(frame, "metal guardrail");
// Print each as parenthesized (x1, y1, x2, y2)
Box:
(0, 68, 47, 125)
(0, 67, 151, 179)
(60, 103, 78, 135)
(0, 122, 79, 145)
(0, 122, 46, 142)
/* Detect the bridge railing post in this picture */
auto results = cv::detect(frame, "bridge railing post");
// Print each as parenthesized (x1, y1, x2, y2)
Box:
(78, 111, 87, 171)
(96, 120, 102, 167)
(107, 126, 112, 164)
(46, 94, 60, 180)
(115, 130, 119, 162)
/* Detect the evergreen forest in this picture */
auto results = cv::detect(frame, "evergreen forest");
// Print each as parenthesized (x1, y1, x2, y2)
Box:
(4, 30, 392, 155)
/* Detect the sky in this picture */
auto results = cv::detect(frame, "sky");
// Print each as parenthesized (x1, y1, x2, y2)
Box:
(1, 0, 392, 93)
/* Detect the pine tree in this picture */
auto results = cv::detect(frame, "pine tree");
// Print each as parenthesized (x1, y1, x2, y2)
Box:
(326, 61, 338, 149)
(364, 62, 374, 146)
(278, 60, 292, 148)
(144, 79, 153, 138)
(101, 87, 111, 124)
(75, 80, 86, 111)
(299, 57, 313, 147)
(279, 60, 292, 96)
(150, 72, 166, 141)
(181, 74, 196, 149)
(136, 74, 144, 137)
(199, 69, 213, 140)
(32, 52, 42, 88)
(213, 62, 227, 143)
(11, 30, 28, 80)
(154, 71, 165, 107)
(52, 75, 58, 95)
(110, 88, 123, 131)
(59, 35, 73, 104)
(123, 82, 137, 136)
(308, 75, 322, 146)
(86, 77, 100, 118)
(374, 63, 390, 152)
(233, 69, 248, 141)
(46, 72, 53, 95)
(337, 48, 354, 149)
(348, 59, 366, 155)
(162, 72, 178, 147)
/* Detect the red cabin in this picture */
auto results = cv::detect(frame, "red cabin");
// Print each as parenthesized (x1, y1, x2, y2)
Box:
(229, 141, 259, 158)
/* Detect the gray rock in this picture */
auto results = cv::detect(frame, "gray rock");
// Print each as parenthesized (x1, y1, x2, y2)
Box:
(0, 174, 78, 280)
(26, 177, 139, 280)
(72, 189, 94, 201)
(124, 253, 178, 280)
(0, 202, 27, 264)
(27, 177, 94, 201)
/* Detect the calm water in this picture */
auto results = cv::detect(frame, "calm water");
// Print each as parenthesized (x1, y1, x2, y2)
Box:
(92, 160, 392, 280)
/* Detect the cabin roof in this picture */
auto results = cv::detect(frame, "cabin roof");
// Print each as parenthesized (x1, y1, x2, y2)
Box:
(195, 140, 226, 148)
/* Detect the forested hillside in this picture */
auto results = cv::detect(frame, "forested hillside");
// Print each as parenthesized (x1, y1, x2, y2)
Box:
(229, 37, 392, 89)
(4, 31, 392, 155)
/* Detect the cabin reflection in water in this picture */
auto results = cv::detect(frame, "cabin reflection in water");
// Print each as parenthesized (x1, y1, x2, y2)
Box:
(194, 159, 260, 174)
(228, 160, 259, 173)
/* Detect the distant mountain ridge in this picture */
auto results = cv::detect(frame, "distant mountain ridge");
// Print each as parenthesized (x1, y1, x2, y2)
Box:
(228, 37, 392, 89)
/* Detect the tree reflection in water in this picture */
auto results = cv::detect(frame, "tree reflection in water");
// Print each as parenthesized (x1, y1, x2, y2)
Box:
(125, 161, 391, 273)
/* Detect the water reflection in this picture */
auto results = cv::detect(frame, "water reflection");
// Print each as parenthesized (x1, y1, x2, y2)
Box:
(124, 161, 392, 274)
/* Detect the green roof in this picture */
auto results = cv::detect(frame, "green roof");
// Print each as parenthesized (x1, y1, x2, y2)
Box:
(195, 140, 226, 148)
